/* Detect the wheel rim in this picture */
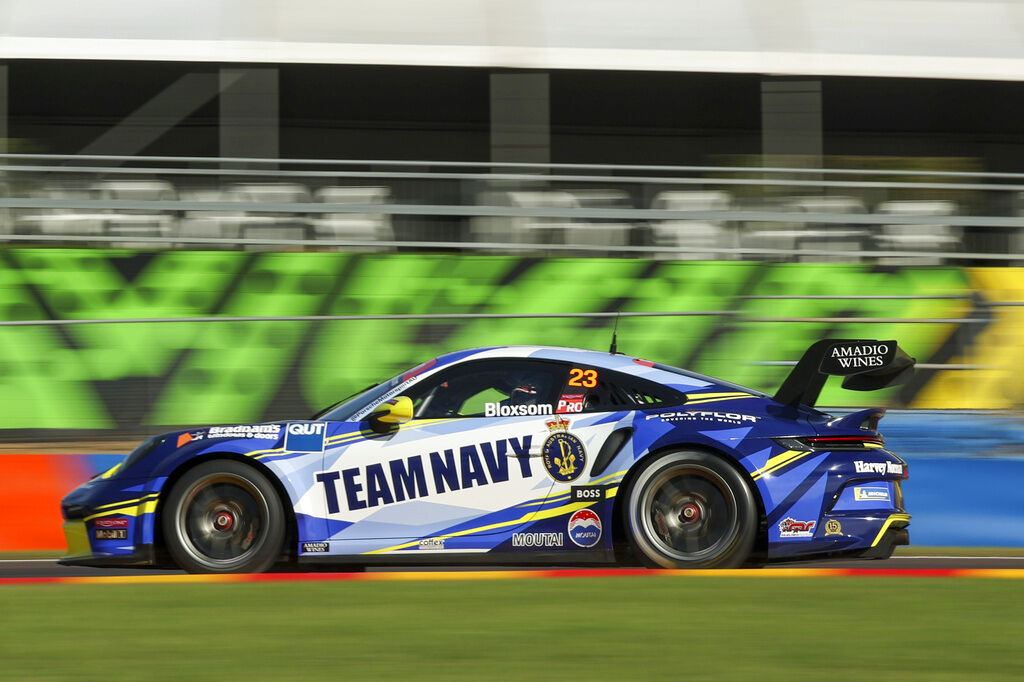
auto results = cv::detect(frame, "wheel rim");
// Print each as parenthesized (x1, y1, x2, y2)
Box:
(637, 463, 740, 562)
(175, 472, 270, 568)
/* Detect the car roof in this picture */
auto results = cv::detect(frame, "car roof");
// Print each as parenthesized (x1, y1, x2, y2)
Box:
(432, 345, 720, 392)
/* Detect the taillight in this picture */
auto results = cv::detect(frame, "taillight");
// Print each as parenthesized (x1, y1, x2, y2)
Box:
(774, 435, 885, 451)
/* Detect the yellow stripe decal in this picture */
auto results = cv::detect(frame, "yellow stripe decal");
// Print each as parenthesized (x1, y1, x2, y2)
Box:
(751, 450, 814, 481)
(86, 497, 159, 522)
(870, 513, 912, 547)
(252, 419, 460, 459)
(365, 500, 597, 555)
(518, 470, 628, 507)
(92, 492, 159, 511)
(684, 395, 757, 406)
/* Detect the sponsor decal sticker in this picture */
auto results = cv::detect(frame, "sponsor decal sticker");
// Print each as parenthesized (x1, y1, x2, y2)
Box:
(567, 509, 602, 548)
(301, 542, 329, 553)
(541, 419, 587, 483)
(854, 486, 892, 502)
(207, 424, 282, 439)
(854, 460, 903, 476)
(556, 393, 585, 414)
(176, 431, 205, 448)
(353, 378, 416, 421)
(94, 519, 129, 540)
(484, 402, 553, 417)
(821, 341, 896, 373)
(512, 532, 564, 548)
(418, 538, 445, 550)
(285, 422, 327, 452)
(824, 519, 843, 536)
(778, 517, 816, 538)
(570, 485, 607, 502)
(94, 518, 129, 528)
(315, 435, 534, 513)
(95, 529, 128, 540)
(647, 411, 758, 425)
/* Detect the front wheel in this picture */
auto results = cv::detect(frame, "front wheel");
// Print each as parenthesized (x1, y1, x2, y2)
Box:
(624, 450, 757, 569)
(162, 460, 286, 574)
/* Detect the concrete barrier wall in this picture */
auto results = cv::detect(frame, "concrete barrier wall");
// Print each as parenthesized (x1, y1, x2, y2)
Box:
(0, 454, 122, 551)
(5, 249, 1020, 438)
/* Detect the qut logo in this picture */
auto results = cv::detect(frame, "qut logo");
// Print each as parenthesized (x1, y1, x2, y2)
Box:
(285, 422, 327, 452)
(288, 423, 326, 436)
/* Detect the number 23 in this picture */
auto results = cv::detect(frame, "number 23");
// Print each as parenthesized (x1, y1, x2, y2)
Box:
(568, 368, 598, 388)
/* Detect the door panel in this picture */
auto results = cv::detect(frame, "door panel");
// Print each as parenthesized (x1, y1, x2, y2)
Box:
(309, 417, 556, 542)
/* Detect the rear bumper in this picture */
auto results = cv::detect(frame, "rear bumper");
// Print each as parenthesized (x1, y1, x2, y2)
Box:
(768, 512, 911, 560)
(856, 514, 911, 559)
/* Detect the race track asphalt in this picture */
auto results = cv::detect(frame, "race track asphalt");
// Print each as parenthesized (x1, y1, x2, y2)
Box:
(3, 555, 1024, 579)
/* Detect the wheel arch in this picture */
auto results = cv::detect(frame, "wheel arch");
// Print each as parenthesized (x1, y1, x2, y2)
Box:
(610, 441, 768, 564)
(153, 452, 299, 566)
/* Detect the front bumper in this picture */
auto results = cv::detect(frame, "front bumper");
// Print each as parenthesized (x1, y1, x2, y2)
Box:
(58, 519, 157, 567)
(59, 476, 161, 568)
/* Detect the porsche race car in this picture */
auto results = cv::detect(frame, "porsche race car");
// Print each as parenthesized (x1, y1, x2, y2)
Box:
(60, 339, 914, 573)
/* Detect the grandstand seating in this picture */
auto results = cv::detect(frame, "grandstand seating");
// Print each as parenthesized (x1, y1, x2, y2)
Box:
(0, 171, 988, 261)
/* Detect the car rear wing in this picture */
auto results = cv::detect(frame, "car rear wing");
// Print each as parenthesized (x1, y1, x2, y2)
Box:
(773, 339, 916, 407)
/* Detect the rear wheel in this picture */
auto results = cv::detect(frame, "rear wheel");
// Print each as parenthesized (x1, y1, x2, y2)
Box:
(624, 450, 757, 569)
(162, 460, 285, 574)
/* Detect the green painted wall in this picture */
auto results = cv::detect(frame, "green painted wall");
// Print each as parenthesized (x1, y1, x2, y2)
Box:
(0, 250, 974, 433)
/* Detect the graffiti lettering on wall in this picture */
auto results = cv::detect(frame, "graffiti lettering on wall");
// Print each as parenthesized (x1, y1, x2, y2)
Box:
(0, 249, 984, 431)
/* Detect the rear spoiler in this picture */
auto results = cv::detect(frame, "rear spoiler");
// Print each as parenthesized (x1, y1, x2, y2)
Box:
(773, 339, 916, 407)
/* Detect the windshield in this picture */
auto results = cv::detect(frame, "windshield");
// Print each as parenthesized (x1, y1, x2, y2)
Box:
(311, 356, 439, 422)
(313, 374, 405, 422)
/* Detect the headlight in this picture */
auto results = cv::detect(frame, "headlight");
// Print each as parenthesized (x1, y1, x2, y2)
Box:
(120, 435, 166, 473)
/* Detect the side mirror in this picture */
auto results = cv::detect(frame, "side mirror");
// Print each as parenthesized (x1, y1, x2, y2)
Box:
(368, 396, 414, 433)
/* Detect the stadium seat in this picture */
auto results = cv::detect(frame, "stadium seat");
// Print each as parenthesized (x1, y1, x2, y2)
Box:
(786, 195, 869, 262)
(177, 188, 245, 246)
(313, 186, 393, 248)
(873, 200, 960, 265)
(14, 186, 108, 240)
(561, 190, 632, 248)
(470, 190, 581, 250)
(223, 183, 313, 247)
(93, 180, 177, 246)
(742, 195, 869, 262)
(649, 190, 735, 259)
(92, 180, 177, 201)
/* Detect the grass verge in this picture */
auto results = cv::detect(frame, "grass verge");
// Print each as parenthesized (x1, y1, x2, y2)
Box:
(1, 576, 1021, 681)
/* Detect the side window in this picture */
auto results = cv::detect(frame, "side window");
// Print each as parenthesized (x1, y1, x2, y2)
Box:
(407, 360, 568, 419)
(555, 365, 685, 414)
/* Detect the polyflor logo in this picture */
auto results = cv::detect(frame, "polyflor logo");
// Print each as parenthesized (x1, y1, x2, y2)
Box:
(94, 518, 129, 528)
(567, 509, 602, 548)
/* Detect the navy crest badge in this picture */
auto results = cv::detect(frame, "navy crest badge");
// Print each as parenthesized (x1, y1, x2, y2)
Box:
(541, 418, 587, 482)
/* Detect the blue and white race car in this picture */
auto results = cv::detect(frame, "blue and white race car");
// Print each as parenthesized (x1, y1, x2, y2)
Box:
(60, 339, 914, 572)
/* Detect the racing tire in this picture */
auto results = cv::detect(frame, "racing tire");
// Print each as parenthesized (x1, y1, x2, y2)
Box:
(624, 450, 757, 569)
(162, 460, 286, 574)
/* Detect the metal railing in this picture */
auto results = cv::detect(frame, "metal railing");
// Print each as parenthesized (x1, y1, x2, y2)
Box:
(0, 153, 1022, 262)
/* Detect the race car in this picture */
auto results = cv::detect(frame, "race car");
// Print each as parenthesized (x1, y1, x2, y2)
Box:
(60, 339, 914, 573)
